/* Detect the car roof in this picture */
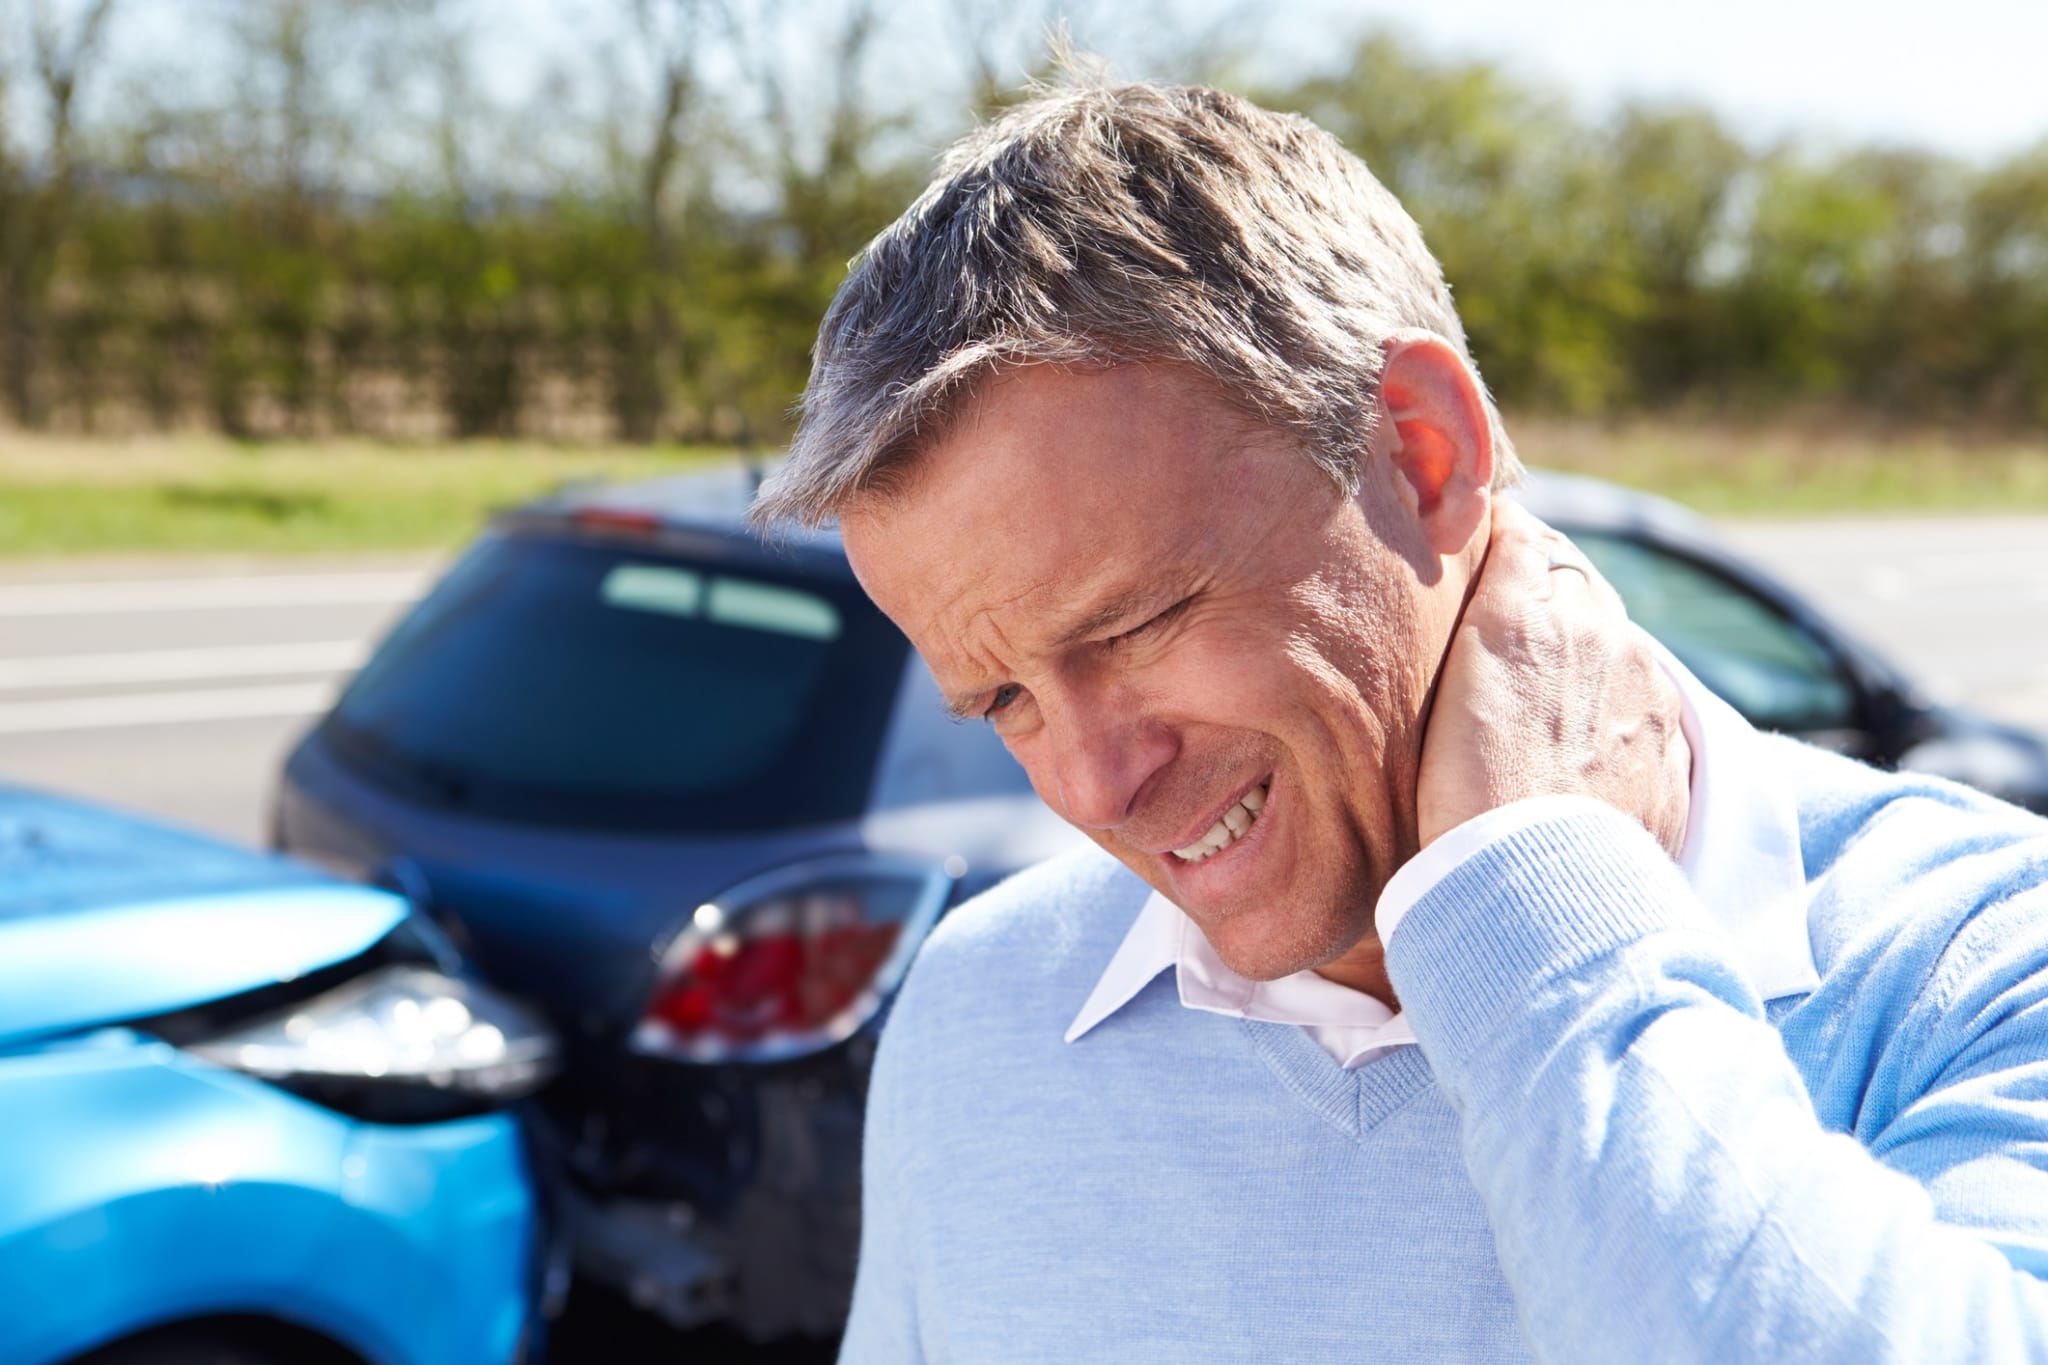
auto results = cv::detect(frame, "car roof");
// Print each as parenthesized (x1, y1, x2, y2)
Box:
(527, 460, 1718, 554)
(529, 461, 847, 553)
(1512, 469, 1724, 545)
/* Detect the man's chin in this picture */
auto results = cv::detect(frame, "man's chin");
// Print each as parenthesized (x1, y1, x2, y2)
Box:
(1101, 838, 1378, 981)
(1195, 905, 1371, 984)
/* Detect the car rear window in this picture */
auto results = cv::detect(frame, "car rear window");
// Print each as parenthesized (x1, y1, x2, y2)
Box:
(321, 530, 907, 832)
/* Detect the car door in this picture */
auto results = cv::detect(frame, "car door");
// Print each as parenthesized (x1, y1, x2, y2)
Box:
(1564, 528, 1876, 757)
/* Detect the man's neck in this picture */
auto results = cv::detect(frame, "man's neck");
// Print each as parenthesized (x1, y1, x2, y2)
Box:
(1314, 936, 1399, 1011)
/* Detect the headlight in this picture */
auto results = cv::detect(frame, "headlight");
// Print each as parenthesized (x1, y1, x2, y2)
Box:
(158, 928, 559, 1124)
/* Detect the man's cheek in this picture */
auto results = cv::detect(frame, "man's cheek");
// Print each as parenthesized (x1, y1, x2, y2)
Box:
(1006, 736, 1065, 816)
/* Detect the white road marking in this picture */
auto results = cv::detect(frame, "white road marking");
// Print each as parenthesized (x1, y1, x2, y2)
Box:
(0, 571, 428, 617)
(0, 683, 339, 735)
(0, 640, 368, 691)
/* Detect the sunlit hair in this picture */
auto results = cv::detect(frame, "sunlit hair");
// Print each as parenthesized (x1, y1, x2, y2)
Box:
(750, 73, 1520, 530)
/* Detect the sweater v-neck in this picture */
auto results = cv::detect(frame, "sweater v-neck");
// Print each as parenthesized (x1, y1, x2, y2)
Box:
(1239, 1015, 1438, 1142)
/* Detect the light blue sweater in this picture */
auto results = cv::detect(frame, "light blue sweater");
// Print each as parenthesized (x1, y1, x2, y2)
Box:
(842, 737, 2048, 1362)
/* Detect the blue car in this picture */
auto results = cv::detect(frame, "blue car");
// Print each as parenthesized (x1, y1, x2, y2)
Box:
(0, 785, 564, 1365)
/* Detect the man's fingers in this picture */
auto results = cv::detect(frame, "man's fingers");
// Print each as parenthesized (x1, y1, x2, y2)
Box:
(1483, 499, 1562, 590)
(1423, 496, 1687, 855)
(1482, 501, 1623, 612)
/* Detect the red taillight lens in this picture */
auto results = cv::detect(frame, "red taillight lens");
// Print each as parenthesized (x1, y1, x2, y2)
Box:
(633, 857, 955, 1063)
(572, 506, 664, 535)
(646, 920, 902, 1044)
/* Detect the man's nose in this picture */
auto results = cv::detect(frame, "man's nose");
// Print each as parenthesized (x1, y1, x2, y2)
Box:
(1043, 689, 1176, 831)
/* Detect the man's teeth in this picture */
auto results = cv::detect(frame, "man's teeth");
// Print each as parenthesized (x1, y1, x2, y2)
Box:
(1173, 784, 1269, 863)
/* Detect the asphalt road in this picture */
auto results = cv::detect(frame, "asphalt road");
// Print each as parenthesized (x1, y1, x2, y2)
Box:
(1718, 517, 2048, 731)
(0, 555, 437, 842)
(2, 517, 2045, 845)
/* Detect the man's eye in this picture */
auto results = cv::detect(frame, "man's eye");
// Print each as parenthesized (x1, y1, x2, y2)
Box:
(1113, 597, 1192, 647)
(983, 683, 1023, 718)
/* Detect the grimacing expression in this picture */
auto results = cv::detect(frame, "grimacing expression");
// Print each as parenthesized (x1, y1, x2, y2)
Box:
(840, 362, 1461, 986)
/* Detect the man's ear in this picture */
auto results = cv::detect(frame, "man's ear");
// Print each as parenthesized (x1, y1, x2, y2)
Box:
(1374, 333, 1494, 557)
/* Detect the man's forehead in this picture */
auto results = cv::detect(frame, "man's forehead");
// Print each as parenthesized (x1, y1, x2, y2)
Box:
(925, 564, 1191, 720)
(837, 360, 1303, 647)
(931, 534, 1193, 652)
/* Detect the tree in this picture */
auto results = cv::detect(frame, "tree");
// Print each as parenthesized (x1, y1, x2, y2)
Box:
(0, 0, 120, 427)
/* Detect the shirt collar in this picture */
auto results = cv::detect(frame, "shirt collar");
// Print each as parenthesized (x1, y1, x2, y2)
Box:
(1066, 647, 1817, 1049)
(1658, 639, 1818, 1001)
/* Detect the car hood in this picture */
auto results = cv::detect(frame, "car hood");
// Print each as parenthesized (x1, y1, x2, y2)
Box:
(0, 787, 407, 1044)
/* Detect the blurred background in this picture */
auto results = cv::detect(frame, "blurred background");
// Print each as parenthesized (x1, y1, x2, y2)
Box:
(3, 0, 2046, 483)
(3, 1, 2046, 1360)
(6, 0, 2047, 841)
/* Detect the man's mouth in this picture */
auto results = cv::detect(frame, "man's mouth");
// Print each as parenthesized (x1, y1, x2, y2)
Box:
(1170, 781, 1269, 863)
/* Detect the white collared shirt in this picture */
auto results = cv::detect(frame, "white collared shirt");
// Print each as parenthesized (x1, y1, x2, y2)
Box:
(1065, 647, 1822, 1068)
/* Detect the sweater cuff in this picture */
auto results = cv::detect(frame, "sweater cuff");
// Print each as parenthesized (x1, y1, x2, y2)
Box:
(1384, 800, 1698, 1062)
(1377, 795, 1616, 946)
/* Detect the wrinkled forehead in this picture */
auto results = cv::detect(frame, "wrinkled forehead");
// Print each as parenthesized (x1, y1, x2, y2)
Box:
(839, 451, 1200, 655)
(842, 368, 1223, 570)
(851, 361, 1261, 513)
(837, 363, 1333, 663)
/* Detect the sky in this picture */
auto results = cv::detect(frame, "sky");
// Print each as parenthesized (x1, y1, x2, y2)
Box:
(1276, 0, 2048, 161)
(21, 0, 2048, 170)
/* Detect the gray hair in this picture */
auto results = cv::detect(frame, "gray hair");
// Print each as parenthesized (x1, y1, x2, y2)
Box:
(750, 77, 1519, 529)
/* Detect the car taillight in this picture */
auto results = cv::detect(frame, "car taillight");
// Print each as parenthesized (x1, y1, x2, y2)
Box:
(632, 854, 957, 1063)
(572, 506, 665, 535)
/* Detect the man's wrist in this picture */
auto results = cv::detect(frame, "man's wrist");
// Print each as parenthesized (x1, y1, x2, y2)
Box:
(1386, 801, 1714, 1063)
(1378, 795, 1618, 946)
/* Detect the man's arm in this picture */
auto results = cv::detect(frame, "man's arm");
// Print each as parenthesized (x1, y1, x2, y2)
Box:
(1403, 500, 2048, 1360)
(1387, 796, 2048, 1363)
(838, 1007, 926, 1363)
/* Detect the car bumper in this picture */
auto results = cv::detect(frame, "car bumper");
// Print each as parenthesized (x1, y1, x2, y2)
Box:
(545, 1041, 873, 1341)
(564, 1185, 728, 1328)
(0, 1029, 546, 1365)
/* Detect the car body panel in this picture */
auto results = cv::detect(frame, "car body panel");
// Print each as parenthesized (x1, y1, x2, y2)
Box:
(0, 786, 406, 1046)
(0, 786, 546, 1363)
(1, 783, 335, 922)
(284, 729, 878, 1036)
(0, 887, 407, 1047)
(0, 1028, 536, 1365)
(1896, 706, 2048, 809)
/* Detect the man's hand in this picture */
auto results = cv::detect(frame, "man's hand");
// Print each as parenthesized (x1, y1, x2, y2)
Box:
(1416, 499, 1691, 856)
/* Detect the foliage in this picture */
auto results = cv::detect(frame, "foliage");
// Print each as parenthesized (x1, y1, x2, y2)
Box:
(1, 8, 2045, 442)
(0, 434, 732, 553)
(1267, 36, 2048, 429)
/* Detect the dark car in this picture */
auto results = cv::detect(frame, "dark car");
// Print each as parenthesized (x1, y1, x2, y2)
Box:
(271, 465, 2048, 1345)
(1519, 472, 2048, 813)
(272, 465, 1082, 1344)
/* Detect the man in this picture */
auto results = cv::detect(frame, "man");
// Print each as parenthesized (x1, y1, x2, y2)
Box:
(750, 78, 2048, 1362)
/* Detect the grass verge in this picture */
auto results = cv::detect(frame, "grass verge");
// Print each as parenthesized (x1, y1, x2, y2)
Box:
(3, 421, 2046, 558)
(0, 436, 738, 556)
(1512, 417, 2048, 517)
